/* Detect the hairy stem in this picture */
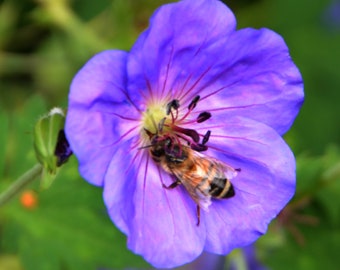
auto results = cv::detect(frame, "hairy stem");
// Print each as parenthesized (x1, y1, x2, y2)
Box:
(0, 164, 43, 207)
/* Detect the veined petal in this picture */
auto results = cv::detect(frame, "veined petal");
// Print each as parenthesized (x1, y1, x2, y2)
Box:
(127, 0, 236, 108)
(66, 50, 141, 186)
(198, 117, 295, 253)
(103, 140, 206, 268)
(128, 1, 303, 135)
(103, 139, 139, 234)
(194, 28, 304, 135)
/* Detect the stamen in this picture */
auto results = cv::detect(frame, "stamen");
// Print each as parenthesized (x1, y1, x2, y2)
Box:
(144, 95, 214, 156)
(178, 95, 201, 122)
(202, 130, 211, 145)
(191, 144, 208, 152)
(171, 125, 200, 143)
(197, 112, 211, 123)
(166, 99, 180, 115)
(188, 95, 200, 111)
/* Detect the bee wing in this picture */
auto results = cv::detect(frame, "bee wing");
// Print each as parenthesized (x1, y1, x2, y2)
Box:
(194, 151, 239, 180)
(194, 187, 212, 211)
(218, 162, 239, 180)
(170, 154, 212, 211)
(179, 174, 212, 211)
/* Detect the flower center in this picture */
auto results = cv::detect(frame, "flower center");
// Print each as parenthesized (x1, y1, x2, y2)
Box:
(142, 103, 168, 135)
(141, 96, 212, 153)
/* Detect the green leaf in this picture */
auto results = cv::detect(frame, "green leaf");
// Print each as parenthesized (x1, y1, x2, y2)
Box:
(316, 179, 340, 226)
(295, 154, 324, 194)
(3, 158, 150, 270)
(260, 220, 340, 270)
(0, 109, 9, 178)
(316, 147, 340, 225)
(259, 147, 340, 270)
(72, 0, 111, 21)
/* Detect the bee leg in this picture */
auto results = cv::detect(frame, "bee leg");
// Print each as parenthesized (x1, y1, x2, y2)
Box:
(196, 205, 200, 226)
(162, 180, 181, 189)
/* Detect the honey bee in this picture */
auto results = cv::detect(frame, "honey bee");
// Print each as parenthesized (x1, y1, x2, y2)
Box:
(147, 133, 238, 226)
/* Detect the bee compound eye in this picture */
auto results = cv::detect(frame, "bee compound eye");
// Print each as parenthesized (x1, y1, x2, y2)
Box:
(151, 148, 164, 157)
(164, 138, 172, 147)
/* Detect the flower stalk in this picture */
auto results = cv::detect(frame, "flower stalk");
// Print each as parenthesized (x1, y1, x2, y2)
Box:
(0, 164, 43, 207)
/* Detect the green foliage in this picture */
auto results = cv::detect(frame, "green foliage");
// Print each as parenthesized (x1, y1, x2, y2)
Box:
(0, 98, 149, 269)
(2, 158, 149, 270)
(0, 110, 8, 178)
(258, 147, 340, 270)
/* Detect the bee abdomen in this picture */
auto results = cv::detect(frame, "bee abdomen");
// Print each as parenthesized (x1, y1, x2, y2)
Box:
(209, 178, 235, 199)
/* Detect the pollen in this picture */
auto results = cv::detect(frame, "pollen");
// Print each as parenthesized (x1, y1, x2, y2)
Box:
(142, 102, 168, 136)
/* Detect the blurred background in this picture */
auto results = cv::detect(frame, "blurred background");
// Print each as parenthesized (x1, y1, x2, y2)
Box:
(0, 0, 339, 269)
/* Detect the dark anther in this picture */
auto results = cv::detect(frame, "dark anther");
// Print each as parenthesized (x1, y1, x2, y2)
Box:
(191, 143, 208, 152)
(166, 99, 180, 115)
(188, 95, 200, 111)
(184, 129, 200, 143)
(174, 126, 200, 143)
(202, 130, 211, 145)
(54, 129, 73, 166)
(197, 112, 211, 123)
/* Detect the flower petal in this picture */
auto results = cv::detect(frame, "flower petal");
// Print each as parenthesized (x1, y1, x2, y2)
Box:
(103, 141, 206, 268)
(102, 139, 139, 234)
(194, 28, 304, 135)
(197, 117, 295, 253)
(65, 50, 141, 186)
(128, 0, 303, 135)
(127, 0, 236, 108)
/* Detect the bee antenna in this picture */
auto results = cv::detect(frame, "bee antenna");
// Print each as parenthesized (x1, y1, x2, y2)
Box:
(144, 128, 154, 139)
(138, 144, 153, 150)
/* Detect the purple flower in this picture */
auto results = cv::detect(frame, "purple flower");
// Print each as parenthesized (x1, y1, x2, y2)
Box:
(65, 0, 303, 268)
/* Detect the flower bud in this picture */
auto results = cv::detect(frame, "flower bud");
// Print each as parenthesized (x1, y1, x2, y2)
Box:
(33, 108, 72, 188)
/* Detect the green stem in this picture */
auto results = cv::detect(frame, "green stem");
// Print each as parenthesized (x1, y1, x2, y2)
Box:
(0, 164, 43, 207)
